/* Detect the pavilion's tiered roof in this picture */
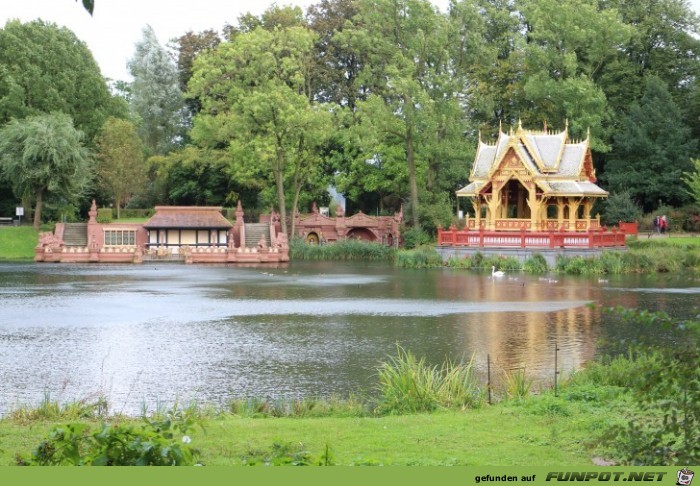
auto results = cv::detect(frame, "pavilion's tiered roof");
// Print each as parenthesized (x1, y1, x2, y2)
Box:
(457, 123, 608, 198)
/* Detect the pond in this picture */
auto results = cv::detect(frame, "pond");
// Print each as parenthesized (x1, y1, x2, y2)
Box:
(0, 261, 697, 415)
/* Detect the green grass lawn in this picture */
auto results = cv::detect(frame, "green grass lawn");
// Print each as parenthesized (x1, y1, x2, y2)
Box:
(0, 391, 625, 466)
(0, 226, 38, 261)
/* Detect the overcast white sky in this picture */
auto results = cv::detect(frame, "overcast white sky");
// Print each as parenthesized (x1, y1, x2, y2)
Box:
(2, 0, 450, 82)
(2, 0, 698, 83)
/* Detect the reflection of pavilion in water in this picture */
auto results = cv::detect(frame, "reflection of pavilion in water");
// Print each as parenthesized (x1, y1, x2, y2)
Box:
(436, 274, 598, 378)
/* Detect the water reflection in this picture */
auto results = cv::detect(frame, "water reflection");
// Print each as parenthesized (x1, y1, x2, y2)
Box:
(0, 262, 695, 415)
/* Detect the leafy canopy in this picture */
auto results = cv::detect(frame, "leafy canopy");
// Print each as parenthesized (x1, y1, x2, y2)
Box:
(0, 113, 92, 228)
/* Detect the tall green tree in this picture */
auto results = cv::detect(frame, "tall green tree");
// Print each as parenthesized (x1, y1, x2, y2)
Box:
(603, 76, 696, 212)
(342, 0, 472, 228)
(128, 25, 185, 155)
(682, 159, 700, 206)
(307, 0, 363, 108)
(0, 19, 114, 142)
(149, 146, 255, 207)
(95, 118, 146, 219)
(171, 29, 221, 122)
(0, 113, 92, 229)
(189, 24, 331, 235)
(517, 0, 632, 149)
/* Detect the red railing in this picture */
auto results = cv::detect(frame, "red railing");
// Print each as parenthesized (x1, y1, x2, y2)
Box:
(466, 219, 601, 231)
(437, 226, 626, 248)
(618, 221, 638, 236)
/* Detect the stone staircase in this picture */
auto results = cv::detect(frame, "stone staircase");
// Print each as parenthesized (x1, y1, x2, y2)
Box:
(62, 223, 88, 247)
(244, 223, 271, 248)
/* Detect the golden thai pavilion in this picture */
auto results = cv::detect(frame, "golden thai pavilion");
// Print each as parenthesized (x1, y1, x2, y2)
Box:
(457, 122, 608, 232)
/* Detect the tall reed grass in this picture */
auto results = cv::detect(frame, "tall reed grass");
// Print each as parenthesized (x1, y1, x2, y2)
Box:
(376, 347, 483, 414)
(556, 245, 700, 275)
(501, 368, 535, 400)
(9, 391, 108, 423)
(394, 246, 444, 268)
(290, 238, 396, 261)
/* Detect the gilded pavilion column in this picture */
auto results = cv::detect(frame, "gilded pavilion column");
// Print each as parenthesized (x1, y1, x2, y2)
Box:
(527, 186, 539, 231)
(583, 200, 592, 229)
(557, 198, 565, 228)
(487, 185, 501, 230)
(568, 198, 581, 231)
(472, 199, 481, 229)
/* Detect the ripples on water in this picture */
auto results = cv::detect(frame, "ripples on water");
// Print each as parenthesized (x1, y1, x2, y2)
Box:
(0, 262, 695, 415)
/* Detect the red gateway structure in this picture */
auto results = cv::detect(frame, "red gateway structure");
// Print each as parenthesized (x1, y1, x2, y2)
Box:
(35, 200, 289, 264)
(294, 202, 402, 247)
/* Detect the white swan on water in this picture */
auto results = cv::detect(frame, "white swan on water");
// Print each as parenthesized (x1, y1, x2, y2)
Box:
(491, 266, 505, 277)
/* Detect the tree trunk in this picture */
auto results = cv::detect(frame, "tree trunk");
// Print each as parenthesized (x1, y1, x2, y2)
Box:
(290, 135, 306, 239)
(406, 125, 420, 228)
(21, 194, 33, 225)
(291, 189, 301, 238)
(275, 150, 287, 234)
(115, 195, 121, 220)
(33, 190, 43, 230)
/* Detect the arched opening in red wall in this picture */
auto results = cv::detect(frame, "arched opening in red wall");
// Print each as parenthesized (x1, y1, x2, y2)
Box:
(346, 227, 376, 242)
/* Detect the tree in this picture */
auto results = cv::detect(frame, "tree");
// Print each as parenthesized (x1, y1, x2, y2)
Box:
(189, 24, 331, 234)
(603, 76, 697, 212)
(0, 19, 115, 142)
(517, 0, 632, 149)
(307, 0, 363, 108)
(128, 25, 185, 155)
(682, 159, 700, 206)
(343, 0, 472, 228)
(171, 30, 221, 121)
(0, 113, 92, 229)
(95, 118, 146, 219)
(149, 146, 259, 207)
(600, 191, 643, 226)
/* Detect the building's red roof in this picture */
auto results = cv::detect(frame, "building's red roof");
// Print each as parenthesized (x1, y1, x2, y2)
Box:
(144, 206, 232, 229)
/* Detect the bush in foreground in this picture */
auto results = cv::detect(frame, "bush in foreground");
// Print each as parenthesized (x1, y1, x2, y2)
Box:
(16, 411, 200, 466)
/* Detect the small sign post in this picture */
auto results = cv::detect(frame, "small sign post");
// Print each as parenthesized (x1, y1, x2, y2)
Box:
(16, 206, 23, 226)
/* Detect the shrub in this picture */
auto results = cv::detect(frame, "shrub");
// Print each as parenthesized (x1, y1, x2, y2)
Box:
(402, 227, 433, 249)
(600, 191, 642, 227)
(522, 253, 548, 273)
(17, 411, 200, 466)
(525, 395, 571, 417)
(97, 207, 113, 223)
(600, 308, 700, 465)
(118, 208, 155, 219)
(395, 246, 444, 268)
(599, 251, 624, 274)
(418, 194, 454, 235)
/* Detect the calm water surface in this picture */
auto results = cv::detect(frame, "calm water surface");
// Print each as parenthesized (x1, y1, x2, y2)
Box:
(0, 261, 697, 415)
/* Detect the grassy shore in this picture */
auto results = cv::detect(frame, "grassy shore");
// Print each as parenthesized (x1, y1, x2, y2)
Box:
(0, 387, 626, 466)
(0, 226, 37, 261)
